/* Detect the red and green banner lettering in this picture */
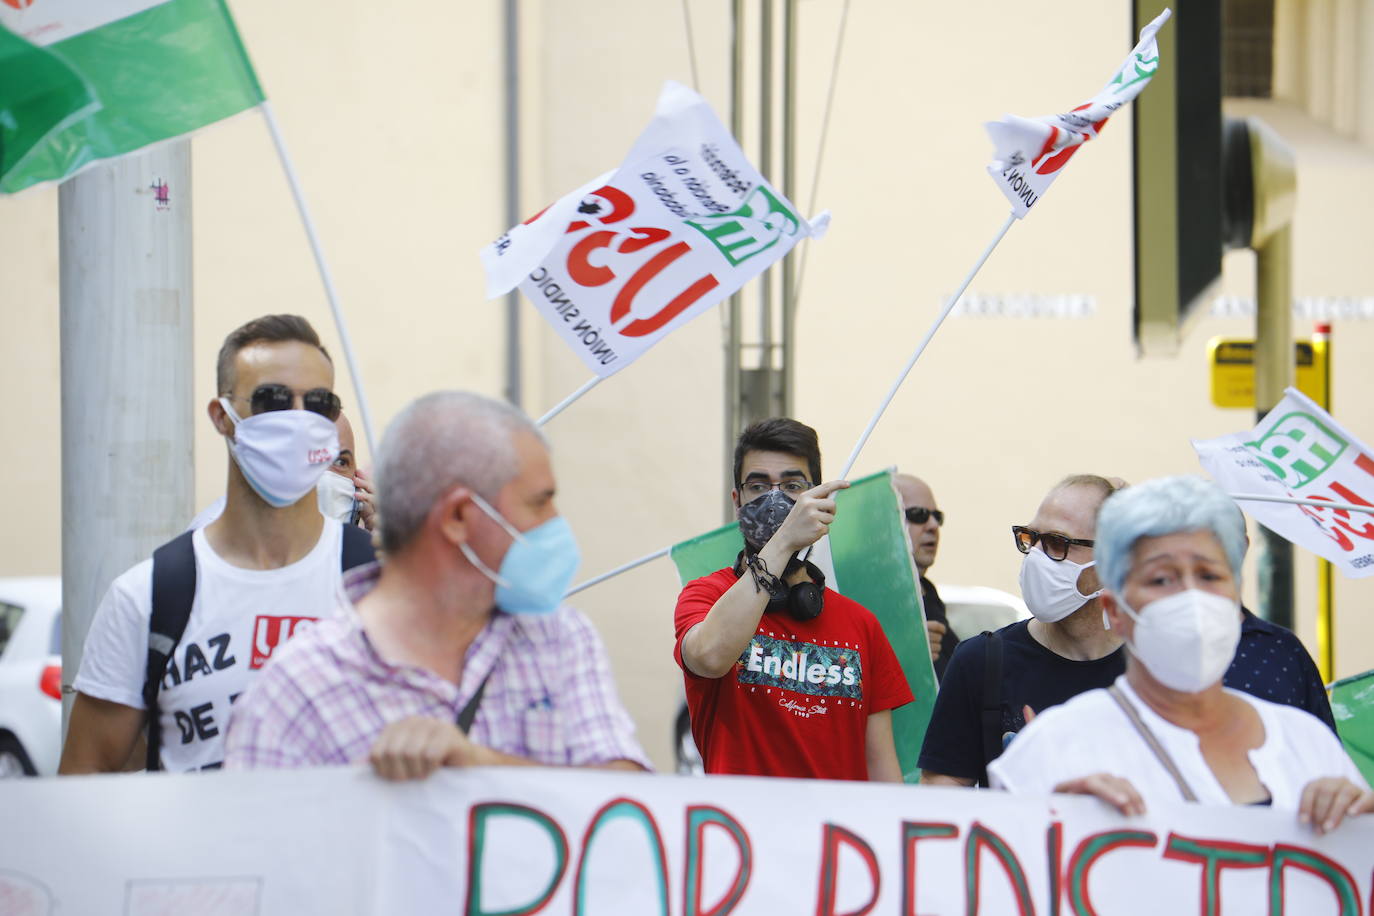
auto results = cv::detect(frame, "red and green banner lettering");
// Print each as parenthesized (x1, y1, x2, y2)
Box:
(4, 766, 1374, 913)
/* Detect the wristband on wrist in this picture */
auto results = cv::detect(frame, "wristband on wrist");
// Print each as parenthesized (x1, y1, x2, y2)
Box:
(744, 553, 787, 602)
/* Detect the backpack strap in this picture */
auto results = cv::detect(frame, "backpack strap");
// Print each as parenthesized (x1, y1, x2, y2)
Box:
(339, 522, 377, 571)
(142, 522, 374, 772)
(1107, 683, 1199, 802)
(978, 629, 1004, 787)
(144, 531, 198, 772)
(456, 671, 494, 735)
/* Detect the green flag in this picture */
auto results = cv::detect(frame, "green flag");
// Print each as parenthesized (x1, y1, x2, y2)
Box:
(0, 0, 263, 193)
(0, 26, 97, 184)
(670, 470, 938, 782)
(1331, 670, 1374, 788)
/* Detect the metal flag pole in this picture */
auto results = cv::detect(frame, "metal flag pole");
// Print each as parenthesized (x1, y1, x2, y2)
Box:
(536, 375, 603, 427)
(838, 211, 1017, 478)
(259, 101, 378, 456)
(566, 546, 672, 597)
(1228, 493, 1374, 516)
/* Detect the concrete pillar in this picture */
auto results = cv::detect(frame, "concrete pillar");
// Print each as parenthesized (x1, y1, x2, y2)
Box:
(58, 142, 194, 733)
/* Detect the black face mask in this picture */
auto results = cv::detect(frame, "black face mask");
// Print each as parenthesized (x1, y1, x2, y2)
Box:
(736, 489, 795, 554)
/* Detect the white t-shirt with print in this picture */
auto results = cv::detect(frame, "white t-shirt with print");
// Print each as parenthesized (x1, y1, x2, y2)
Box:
(73, 521, 346, 772)
(990, 675, 1367, 809)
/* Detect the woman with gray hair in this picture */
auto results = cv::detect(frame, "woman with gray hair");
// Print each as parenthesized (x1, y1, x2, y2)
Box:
(989, 475, 1372, 834)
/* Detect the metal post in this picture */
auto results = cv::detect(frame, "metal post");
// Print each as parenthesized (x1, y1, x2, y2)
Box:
(723, 0, 745, 518)
(757, 0, 775, 398)
(58, 143, 194, 734)
(1314, 321, 1334, 680)
(1254, 222, 1294, 629)
(503, 0, 522, 407)
(780, 0, 798, 418)
(1245, 116, 1296, 630)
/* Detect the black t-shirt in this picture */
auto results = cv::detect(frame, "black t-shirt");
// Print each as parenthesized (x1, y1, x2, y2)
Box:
(920, 577, 959, 681)
(917, 619, 1125, 785)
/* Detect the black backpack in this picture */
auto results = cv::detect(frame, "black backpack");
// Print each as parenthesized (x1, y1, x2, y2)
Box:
(140, 524, 376, 771)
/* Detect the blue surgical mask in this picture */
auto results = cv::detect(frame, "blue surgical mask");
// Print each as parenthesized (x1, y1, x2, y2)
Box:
(459, 494, 581, 616)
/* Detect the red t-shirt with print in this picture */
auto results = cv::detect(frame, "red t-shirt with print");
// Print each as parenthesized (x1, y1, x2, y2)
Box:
(674, 567, 914, 780)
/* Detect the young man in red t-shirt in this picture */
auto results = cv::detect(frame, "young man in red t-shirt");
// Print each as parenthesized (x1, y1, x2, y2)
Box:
(674, 418, 912, 781)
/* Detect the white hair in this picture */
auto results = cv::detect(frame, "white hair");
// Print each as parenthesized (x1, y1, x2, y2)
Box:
(375, 391, 542, 553)
(1095, 475, 1247, 594)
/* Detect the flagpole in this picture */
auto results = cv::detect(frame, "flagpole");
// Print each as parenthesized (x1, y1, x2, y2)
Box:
(566, 545, 672, 598)
(536, 375, 603, 426)
(259, 101, 378, 457)
(1228, 493, 1374, 516)
(838, 211, 1016, 478)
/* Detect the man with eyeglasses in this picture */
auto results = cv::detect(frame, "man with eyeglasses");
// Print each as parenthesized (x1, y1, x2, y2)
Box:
(674, 418, 912, 781)
(61, 314, 374, 774)
(918, 474, 1125, 787)
(895, 474, 958, 679)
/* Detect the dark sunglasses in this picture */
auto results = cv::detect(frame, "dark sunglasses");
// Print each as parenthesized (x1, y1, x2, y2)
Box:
(238, 383, 341, 421)
(904, 506, 944, 526)
(1012, 525, 1094, 562)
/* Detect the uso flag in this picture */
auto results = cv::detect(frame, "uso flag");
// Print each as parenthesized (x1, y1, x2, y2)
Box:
(984, 8, 1171, 218)
(482, 81, 827, 378)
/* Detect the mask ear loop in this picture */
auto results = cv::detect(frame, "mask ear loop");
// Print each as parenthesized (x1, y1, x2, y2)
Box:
(460, 492, 524, 588)
(468, 492, 527, 544)
(459, 541, 511, 588)
(218, 397, 244, 431)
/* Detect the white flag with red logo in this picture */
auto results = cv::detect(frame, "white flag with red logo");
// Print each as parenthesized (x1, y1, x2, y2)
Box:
(1193, 388, 1374, 578)
(481, 81, 826, 378)
(985, 8, 1171, 218)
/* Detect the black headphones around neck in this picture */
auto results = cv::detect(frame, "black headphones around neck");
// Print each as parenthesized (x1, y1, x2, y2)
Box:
(733, 551, 826, 621)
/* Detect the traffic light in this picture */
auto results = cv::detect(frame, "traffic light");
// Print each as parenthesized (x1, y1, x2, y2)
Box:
(1131, 0, 1225, 356)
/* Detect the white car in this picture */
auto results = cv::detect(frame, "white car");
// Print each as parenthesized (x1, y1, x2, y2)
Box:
(0, 577, 63, 777)
(939, 584, 1030, 640)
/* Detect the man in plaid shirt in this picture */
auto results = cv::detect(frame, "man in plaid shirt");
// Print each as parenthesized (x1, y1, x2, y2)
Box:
(224, 391, 649, 778)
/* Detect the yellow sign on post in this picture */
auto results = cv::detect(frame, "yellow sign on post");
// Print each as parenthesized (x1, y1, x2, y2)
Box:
(1208, 336, 1329, 409)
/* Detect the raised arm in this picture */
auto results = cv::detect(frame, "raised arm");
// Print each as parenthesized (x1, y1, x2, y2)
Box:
(680, 480, 848, 678)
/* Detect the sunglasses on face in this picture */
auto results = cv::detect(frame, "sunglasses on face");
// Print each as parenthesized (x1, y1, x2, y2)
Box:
(231, 383, 342, 421)
(904, 506, 944, 526)
(1012, 525, 1094, 562)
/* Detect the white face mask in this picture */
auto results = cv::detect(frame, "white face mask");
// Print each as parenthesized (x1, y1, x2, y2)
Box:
(316, 471, 357, 523)
(220, 398, 339, 509)
(1019, 546, 1103, 623)
(1119, 589, 1241, 693)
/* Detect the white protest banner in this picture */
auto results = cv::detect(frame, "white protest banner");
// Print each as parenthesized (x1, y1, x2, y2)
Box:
(985, 8, 1170, 218)
(4, 765, 1373, 914)
(1195, 387, 1374, 577)
(482, 81, 825, 378)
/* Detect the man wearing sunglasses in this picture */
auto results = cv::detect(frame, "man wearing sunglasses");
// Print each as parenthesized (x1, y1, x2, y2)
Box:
(674, 418, 912, 782)
(919, 474, 1125, 787)
(62, 314, 373, 775)
(186, 409, 376, 532)
(895, 474, 959, 679)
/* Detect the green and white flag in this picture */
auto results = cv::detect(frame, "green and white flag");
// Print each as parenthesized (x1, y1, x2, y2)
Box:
(670, 470, 938, 783)
(1332, 670, 1374, 789)
(0, 0, 263, 193)
(984, 8, 1170, 217)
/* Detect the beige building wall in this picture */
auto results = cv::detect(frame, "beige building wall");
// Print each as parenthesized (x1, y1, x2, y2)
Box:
(2, 1, 1374, 770)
